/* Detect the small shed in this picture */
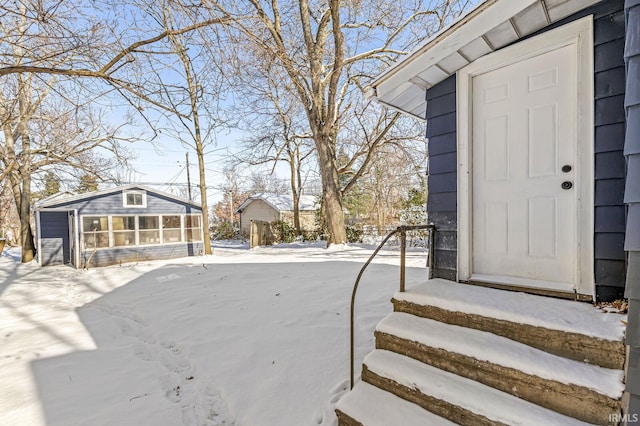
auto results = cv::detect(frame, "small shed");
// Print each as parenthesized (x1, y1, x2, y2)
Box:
(35, 184, 204, 268)
(234, 193, 318, 235)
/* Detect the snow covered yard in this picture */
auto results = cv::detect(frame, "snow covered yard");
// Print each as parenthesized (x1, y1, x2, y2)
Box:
(0, 242, 429, 425)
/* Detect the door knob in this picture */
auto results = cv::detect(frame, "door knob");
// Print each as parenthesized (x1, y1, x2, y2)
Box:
(562, 165, 572, 173)
(561, 181, 573, 190)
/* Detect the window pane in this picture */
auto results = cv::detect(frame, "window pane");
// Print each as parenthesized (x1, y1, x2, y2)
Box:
(139, 216, 159, 230)
(139, 230, 160, 245)
(186, 228, 202, 242)
(125, 192, 144, 206)
(83, 216, 107, 231)
(163, 229, 181, 243)
(113, 230, 136, 246)
(113, 216, 135, 230)
(83, 232, 109, 249)
(185, 215, 201, 228)
(163, 215, 181, 229)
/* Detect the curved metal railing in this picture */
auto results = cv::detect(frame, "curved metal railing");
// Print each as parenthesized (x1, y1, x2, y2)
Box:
(349, 224, 436, 389)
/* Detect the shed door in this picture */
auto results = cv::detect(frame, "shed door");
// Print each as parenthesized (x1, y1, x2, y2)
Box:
(40, 211, 72, 266)
(471, 44, 577, 291)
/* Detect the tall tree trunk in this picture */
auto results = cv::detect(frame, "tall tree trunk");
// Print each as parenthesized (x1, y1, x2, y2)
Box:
(18, 130, 35, 262)
(192, 111, 212, 255)
(289, 149, 301, 236)
(316, 137, 346, 244)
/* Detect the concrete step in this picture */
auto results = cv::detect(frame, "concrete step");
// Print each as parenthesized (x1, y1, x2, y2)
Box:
(335, 381, 455, 426)
(392, 279, 626, 369)
(362, 349, 595, 426)
(375, 312, 624, 424)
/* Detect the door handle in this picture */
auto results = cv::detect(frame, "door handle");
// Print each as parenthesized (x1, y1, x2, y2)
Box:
(561, 181, 573, 190)
(562, 165, 572, 173)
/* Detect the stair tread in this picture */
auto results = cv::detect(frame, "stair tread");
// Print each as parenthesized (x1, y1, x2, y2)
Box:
(394, 279, 626, 341)
(365, 349, 594, 426)
(377, 312, 625, 398)
(336, 381, 456, 426)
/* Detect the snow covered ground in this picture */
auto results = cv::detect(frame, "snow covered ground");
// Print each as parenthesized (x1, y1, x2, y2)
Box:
(0, 241, 429, 426)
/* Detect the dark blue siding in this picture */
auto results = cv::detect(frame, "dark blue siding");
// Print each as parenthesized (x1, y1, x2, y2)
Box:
(39, 211, 70, 266)
(423, 1, 629, 294)
(82, 242, 204, 268)
(50, 191, 201, 216)
(624, 0, 640, 417)
(38, 187, 204, 268)
(592, 2, 627, 300)
(426, 74, 457, 281)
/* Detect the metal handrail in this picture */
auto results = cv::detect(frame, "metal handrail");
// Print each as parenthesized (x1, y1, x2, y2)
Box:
(349, 224, 436, 389)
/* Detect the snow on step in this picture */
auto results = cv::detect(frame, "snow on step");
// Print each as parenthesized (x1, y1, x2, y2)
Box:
(365, 350, 592, 426)
(336, 381, 455, 426)
(377, 312, 625, 398)
(394, 279, 626, 341)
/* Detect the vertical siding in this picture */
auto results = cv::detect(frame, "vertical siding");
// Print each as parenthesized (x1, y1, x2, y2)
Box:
(426, 75, 457, 281)
(624, 0, 640, 417)
(592, 1, 628, 301)
(39, 211, 70, 266)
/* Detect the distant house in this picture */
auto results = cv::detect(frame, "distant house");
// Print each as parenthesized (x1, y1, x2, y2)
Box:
(234, 193, 318, 235)
(35, 185, 204, 268)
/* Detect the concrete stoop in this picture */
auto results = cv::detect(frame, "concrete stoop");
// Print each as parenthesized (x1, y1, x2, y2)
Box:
(336, 280, 627, 425)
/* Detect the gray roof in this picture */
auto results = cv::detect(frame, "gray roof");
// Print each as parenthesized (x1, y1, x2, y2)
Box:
(35, 184, 201, 209)
(235, 193, 319, 214)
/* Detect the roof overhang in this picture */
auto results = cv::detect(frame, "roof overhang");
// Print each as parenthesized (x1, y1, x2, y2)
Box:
(369, 0, 603, 120)
(35, 184, 202, 210)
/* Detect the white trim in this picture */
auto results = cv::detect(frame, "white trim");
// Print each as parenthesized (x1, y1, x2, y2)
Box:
(122, 190, 147, 208)
(469, 274, 578, 293)
(78, 213, 203, 251)
(36, 184, 201, 209)
(36, 210, 42, 266)
(73, 209, 80, 268)
(457, 16, 595, 297)
(370, 0, 602, 119)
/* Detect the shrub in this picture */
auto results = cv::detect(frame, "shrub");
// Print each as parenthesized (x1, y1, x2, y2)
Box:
(270, 221, 297, 243)
(346, 225, 363, 243)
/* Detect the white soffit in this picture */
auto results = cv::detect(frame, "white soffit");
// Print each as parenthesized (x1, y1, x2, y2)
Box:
(370, 0, 603, 120)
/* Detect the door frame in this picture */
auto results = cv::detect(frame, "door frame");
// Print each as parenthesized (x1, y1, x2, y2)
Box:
(456, 16, 595, 296)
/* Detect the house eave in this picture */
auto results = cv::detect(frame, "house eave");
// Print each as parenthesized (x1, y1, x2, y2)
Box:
(371, 0, 604, 119)
(35, 184, 202, 210)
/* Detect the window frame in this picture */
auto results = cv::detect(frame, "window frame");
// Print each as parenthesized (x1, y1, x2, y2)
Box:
(122, 190, 147, 208)
(79, 212, 203, 250)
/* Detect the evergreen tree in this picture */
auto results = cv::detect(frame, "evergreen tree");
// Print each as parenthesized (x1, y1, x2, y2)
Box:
(76, 174, 98, 193)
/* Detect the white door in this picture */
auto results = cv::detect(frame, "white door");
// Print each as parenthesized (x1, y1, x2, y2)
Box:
(471, 44, 578, 292)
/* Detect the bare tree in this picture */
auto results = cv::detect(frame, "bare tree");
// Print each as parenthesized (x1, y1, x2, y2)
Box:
(0, 1, 228, 112)
(140, 1, 231, 255)
(210, 0, 470, 244)
(0, 0, 230, 260)
(231, 51, 316, 235)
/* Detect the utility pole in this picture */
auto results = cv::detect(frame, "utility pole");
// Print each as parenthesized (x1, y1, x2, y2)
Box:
(185, 152, 192, 201)
(229, 190, 234, 230)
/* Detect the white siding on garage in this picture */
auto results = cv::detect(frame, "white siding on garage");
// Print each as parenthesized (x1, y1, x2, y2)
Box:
(239, 200, 279, 234)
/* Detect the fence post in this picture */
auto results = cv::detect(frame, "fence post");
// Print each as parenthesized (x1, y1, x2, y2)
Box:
(400, 226, 406, 292)
(428, 224, 435, 279)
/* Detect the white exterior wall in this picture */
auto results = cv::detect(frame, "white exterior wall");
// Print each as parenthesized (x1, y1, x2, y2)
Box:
(239, 200, 279, 234)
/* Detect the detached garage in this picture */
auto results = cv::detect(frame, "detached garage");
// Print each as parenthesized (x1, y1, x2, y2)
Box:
(35, 185, 204, 268)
